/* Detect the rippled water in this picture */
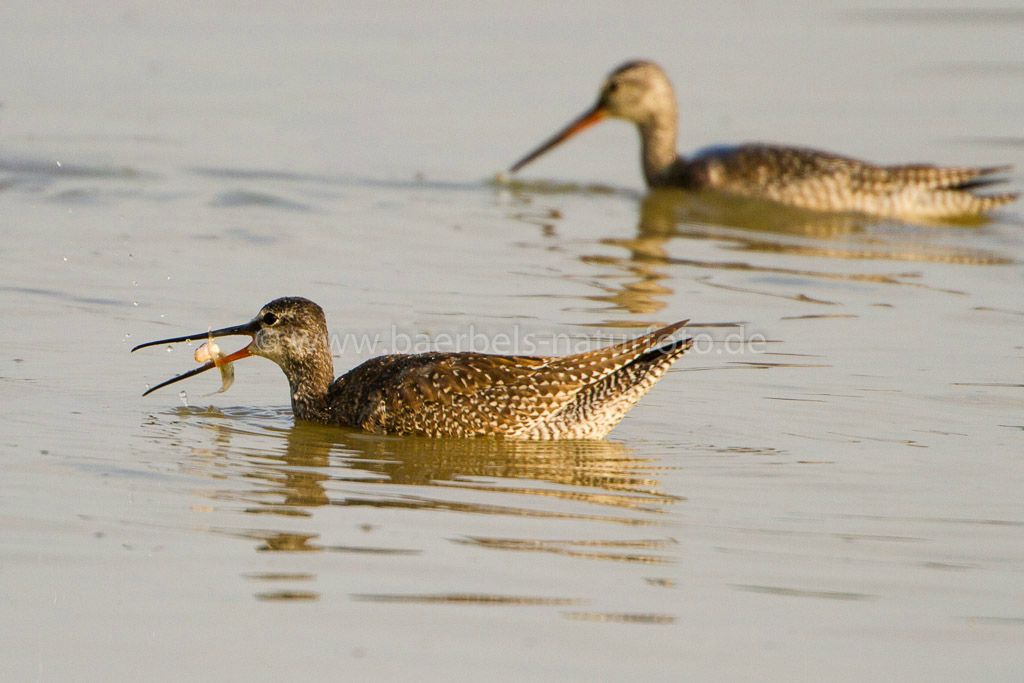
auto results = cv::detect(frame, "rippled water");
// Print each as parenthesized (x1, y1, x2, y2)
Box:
(3, 3, 1023, 680)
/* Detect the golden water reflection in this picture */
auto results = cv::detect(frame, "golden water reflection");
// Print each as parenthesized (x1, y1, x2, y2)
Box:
(161, 416, 688, 603)
(620, 188, 1010, 266)
(454, 536, 676, 564)
(569, 189, 1008, 317)
(178, 417, 683, 550)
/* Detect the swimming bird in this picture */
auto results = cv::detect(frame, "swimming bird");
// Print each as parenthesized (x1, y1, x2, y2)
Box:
(132, 297, 692, 440)
(509, 60, 1017, 220)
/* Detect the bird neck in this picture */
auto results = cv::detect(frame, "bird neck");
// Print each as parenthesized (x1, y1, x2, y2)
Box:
(281, 347, 335, 423)
(637, 107, 681, 187)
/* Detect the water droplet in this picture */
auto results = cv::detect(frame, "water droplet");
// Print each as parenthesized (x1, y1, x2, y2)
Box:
(62, 256, 68, 263)
(132, 280, 138, 287)
(178, 390, 189, 407)
(166, 345, 173, 352)
(166, 275, 172, 281)
(56, 160, 63, 168)
(132, 301, 139, 307)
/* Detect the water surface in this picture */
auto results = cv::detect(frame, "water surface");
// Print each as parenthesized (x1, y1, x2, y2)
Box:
(2, 2, 1022, 681)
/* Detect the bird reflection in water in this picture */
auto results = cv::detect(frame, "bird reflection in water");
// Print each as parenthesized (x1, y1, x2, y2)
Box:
(499, 186, 1013, 319)
(147, 408, 687, 607)
(623, 187, 1010, 270)
(175, 414, 683, 545)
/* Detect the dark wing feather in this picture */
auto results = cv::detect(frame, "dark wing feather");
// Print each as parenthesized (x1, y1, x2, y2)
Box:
(327, 321, 689, 437)
(683, 144, 1015, 217)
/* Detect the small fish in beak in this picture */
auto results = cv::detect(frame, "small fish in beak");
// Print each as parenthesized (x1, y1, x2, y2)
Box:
(194, 334, 235, 394)
(132, 318, 258, 396)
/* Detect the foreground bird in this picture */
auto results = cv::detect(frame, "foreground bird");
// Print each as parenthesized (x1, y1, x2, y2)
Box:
(133, 297, 692, 440)
(509, 60, 1017, 220)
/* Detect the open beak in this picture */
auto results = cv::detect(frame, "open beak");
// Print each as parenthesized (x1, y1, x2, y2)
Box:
(131, 319, 259, 396)
(509, 103, 608, 173)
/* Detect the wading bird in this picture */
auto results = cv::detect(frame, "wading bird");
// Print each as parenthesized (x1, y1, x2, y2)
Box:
(133, 297, 692, 440)
(509, 60, 1016, 220)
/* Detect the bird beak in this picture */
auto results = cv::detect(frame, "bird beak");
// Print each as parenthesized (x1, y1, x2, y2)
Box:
(131, 319, 259, 396)
(509, 103, 608, 173)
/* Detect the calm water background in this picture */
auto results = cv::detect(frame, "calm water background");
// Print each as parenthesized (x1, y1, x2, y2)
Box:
(2, 2, 1022, 680)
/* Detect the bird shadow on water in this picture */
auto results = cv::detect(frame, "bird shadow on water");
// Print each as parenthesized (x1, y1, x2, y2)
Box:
(501, 183, 1012, 320)
(141, 408, 686, 603)
(136, 405, 688, 602)
(634, 187, 1014, 260)
(148, 406, 684, 542)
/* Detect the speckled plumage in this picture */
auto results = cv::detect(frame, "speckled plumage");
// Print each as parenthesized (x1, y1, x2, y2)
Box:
(510, 60, 1017, 219)
(136, 297, 692, 440)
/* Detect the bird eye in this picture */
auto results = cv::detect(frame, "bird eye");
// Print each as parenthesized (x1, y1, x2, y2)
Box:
(607, 82, 619, 94)
(262, 312, 279, 325)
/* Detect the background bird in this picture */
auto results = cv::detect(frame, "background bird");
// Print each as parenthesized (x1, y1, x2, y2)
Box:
(510, 60, 1017, 220)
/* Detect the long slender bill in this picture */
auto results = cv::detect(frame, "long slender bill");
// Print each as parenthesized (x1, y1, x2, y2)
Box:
(140, 344, 252, 397)
(509, 104, 607, 173)
(133, 320, 258, 396)
(131, 321, 258, 352)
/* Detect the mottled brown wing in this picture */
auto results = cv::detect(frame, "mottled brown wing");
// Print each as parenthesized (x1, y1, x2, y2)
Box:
(544, 319, 689, 382)
(693, 145, 1014, 216)
(328, 351, 557, 436)
(858, 163, 1012, 191)
(714, 145, 1009, 191)
(328, 322, 689, 437)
